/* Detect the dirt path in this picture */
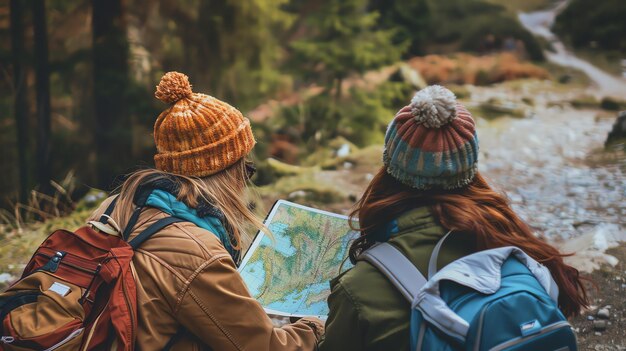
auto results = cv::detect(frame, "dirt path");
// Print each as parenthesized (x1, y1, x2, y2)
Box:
(518, 1, 626, 98)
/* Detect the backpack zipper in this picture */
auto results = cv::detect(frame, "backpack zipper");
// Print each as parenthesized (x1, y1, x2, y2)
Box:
(473, 301, 492, 351)
(415, 320, 426, 350)
(21, 228, 111, 278)
(473, 290, 532, 351)
(40, 251, 66, 273)
(488, 321, 572, 351)
(79, 263, 102, 305)
(1, 336, 15, 344)
(42, 327, 84, 351)
(36, 252, 98, 275)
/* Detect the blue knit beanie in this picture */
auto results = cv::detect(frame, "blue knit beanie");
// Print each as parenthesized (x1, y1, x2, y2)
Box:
(383, 85, 479, 189)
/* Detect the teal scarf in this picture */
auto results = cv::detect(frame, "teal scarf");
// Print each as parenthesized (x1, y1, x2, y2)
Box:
(145, 189, 236, 258)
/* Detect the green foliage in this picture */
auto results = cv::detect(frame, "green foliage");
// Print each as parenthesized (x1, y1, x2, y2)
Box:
(0, 0, 558, 206)
(340, 82, 412, 146)
(276, 81, 413, 149)
(555, 0, 626, 53)
(160, 0, 294, 109)
(570, 95, 600, 109)
(370, 0, 431, 56)
(447, 84, 471, 99)
(424, 0, 544, 60)
(290, 0, 406, 86)
(483, 0, 552, 13)
(285, 0, 409, 151)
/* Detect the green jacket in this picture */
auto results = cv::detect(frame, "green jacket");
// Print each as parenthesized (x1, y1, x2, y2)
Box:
(319, 207, 476, 351)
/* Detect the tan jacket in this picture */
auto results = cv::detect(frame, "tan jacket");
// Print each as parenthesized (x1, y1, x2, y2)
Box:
(89, 197, 323, 351)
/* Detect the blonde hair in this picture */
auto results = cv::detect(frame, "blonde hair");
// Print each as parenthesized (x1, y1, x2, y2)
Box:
(109, 158, 264, 251)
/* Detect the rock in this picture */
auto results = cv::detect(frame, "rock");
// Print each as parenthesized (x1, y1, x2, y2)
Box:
(0, 273, 14, 284)
(597, 308, 610, 319)
(593, 320, 607, 331)
(587, 315, 595, 321)
(287, 190, 307, 200)
(336, 144, 351, 158)
(389, 63, 427, 90)
(269, 138, 300, 165)
(479, 98, 529, 118)
(605, 110, 626, 147)
(600, 97, 625, 111)
(267, 158, 316, 177)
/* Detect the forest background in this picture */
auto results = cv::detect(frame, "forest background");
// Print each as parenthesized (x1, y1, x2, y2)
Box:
(1, 0, 623, 208)
(2, 0, 626, 347)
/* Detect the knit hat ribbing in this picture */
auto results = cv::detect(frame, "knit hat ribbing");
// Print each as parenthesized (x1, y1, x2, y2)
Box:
(153, 72, 256, 177)
(383, 85, 479, 190)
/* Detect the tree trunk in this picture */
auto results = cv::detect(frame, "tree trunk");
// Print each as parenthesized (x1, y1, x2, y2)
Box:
(10, 0, 29, 204)
(32, 0, 52, 194)
(92, 0, 131, 190)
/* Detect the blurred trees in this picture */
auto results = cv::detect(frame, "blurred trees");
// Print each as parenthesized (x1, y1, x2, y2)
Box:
(555, 0, 626, 53)
(9, 0, 28, 204)
(1, 0, 552, 206)
(158, 0, 293, 110)
(92, 0, 132, 189)
(370, 0, 431, 57)
(288, 0, 405, 142)
(423, 0, 544, 60)
(290, 0, 403, 91)
(32, 0, 52, 194)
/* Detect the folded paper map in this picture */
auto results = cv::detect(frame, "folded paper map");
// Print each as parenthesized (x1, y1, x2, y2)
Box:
(238, 200, 358, 319)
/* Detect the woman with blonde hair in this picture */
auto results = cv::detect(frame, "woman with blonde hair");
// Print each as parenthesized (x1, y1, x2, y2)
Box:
(88, 72, 323, 350)
(319, 86, 588, 350)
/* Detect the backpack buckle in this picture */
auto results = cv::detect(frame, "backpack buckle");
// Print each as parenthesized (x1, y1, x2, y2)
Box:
(41, 251, 66, 273)
(1, 336, 15, 344)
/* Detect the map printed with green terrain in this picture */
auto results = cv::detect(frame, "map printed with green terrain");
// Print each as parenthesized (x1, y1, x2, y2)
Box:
(239, 200, 358, 318)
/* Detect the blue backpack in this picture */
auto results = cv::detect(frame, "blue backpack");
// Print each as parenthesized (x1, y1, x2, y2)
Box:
(359, 232, 577, 351)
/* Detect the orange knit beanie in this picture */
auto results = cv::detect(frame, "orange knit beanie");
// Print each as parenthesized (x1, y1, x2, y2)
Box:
(152, 72, 256, 177)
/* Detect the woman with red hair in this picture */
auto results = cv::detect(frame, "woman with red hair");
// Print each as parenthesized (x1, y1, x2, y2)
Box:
(319, 86, 588, 350)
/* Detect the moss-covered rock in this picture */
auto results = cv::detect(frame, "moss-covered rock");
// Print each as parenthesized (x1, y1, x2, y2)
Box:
(605, 111, 626, 149)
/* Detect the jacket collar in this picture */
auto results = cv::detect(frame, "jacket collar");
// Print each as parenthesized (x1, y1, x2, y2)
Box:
(371, 206, 439, 242)
(138, 177, 240, 263)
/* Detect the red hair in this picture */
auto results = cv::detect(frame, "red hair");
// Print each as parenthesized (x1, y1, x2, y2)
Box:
(349, 167, 588, 317)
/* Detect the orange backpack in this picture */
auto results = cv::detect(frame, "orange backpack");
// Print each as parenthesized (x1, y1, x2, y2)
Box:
(0, 190, 184, 351)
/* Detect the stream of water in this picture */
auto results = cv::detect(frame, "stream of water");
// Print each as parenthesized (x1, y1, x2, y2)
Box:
(471, 2, 626, 271)
(518, 1, 626, 98)
(473, 81, 626, 273)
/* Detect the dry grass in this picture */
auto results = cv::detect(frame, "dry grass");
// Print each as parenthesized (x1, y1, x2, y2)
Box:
(0, 173, 106, 289)
(484, 0, 553, 13)
(408, 53, 549, 86)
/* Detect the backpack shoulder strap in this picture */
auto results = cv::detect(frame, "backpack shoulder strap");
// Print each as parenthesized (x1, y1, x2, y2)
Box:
(359, 243, 427, 303)
(128, 216, 185, 250)
(162, 327, 187, 351)
(98, 195, 118, 224)
(122, 186, 155, 240)
(428, 230, 453, 279)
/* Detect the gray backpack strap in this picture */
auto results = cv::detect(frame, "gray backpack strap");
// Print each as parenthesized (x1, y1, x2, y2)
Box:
(428, 230, 453, 279)
(359, 243, 427, 302)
